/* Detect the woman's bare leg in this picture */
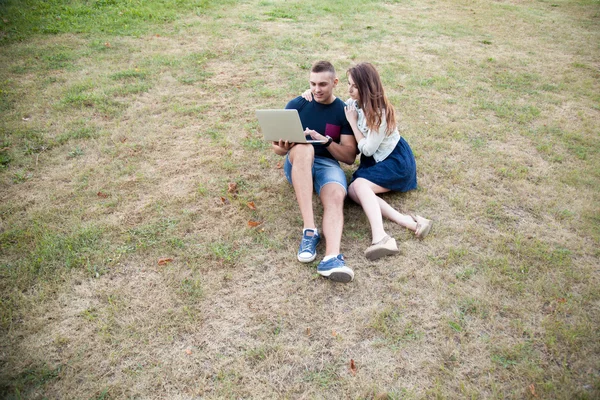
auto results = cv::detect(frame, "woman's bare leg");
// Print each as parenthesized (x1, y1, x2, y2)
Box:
(349, 178, 418, 235)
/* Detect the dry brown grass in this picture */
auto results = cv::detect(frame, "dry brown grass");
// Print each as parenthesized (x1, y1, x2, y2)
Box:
(1, 0, 599, 398)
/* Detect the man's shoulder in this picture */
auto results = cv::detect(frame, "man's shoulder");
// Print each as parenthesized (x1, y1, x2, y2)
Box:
(332, 97, 346, 107)
(328, 97, 349, 114)
(285, 96, 308, 110)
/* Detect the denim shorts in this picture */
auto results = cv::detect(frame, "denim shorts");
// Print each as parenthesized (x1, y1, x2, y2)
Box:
(284, 155, 348, 195)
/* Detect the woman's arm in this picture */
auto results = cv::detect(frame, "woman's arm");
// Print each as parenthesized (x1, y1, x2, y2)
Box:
(357, 120, 387, 157)
(345, 105, 387, 157)
(344, 104, 364, 143)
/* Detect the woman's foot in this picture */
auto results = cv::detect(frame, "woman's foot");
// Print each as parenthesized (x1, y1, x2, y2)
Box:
(412, 215, 433, 239)
(364, 235, 399, 261)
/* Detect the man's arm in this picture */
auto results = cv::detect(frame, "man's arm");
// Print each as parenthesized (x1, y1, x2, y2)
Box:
(306, 129, 357, 165)
(328, 134, 358, 165)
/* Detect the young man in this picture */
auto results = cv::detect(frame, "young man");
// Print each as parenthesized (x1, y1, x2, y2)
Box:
(272, 61, 358, 283)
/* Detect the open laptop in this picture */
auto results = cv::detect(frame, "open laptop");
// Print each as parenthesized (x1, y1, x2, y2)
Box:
(256, 109, 327, 144)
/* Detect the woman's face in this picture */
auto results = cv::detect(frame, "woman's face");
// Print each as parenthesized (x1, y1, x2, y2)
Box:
(347, 74, 360, 102)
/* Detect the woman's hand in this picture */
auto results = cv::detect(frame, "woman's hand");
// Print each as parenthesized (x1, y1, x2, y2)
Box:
(301, 89, 313, 102)
(344, 104, 358, 125)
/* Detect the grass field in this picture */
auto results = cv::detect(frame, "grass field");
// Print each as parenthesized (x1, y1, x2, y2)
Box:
(1, 0, 599, 398)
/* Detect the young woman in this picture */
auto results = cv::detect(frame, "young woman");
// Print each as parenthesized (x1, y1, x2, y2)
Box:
(303, 62, 433, 260)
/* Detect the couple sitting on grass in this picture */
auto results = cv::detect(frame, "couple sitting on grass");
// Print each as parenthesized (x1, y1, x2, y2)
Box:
(272, 60, 432, 283)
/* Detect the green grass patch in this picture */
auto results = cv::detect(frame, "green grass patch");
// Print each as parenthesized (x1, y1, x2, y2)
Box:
(4, 127, 51, 155)
(207, 240, 242, 266)
(109, 69, 148, 81)
(125, 217, 180, 252)
(0, 363, 62, 399)
(177, 277, 204, 303)
(0, 221, 109, 281)
(477, 99, 541, 123)
(241, 136, 269, 151)
(56, 124, 101, 145)
(370, 306, 423, 347)
(0, 0, 238, 43)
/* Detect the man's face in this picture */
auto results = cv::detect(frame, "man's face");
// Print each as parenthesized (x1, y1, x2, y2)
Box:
(309, 71, 338, 104)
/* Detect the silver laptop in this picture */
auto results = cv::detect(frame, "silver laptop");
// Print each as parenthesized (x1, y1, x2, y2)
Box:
(256, 109, 327, 144)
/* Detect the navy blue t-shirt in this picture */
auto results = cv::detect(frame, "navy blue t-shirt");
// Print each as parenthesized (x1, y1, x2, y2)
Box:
(285, 96, 352, 160)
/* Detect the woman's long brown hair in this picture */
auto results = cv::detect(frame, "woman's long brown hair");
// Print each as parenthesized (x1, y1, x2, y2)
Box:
(347, 63, 397, 136)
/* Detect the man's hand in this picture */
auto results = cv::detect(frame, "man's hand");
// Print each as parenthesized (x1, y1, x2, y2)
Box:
(305, 128, 326, 142)
(272, 140, 296, 156)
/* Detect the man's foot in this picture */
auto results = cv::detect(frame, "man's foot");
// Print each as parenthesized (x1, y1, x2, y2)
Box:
(364, 235, 399, 261)
(298, 229, 320, 263)
(317, 254, 354, 283)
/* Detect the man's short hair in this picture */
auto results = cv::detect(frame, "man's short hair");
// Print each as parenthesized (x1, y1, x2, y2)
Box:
(311, 61, 336, 76)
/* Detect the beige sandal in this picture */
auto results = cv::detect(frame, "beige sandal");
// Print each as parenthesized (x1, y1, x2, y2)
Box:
(411, 215, 432, 239)
(364, 235, 399, 261)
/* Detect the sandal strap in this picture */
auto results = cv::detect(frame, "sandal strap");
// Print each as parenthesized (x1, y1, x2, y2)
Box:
(371, 235, 391, 246)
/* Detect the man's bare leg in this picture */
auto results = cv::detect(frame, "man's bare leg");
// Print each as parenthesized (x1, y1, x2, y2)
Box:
(319, 182, 346, 256)
(288, 144, 316, 230)
(317, 182, 354, 282)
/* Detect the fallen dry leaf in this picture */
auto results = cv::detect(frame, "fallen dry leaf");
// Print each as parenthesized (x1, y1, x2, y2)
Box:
(185, 348, 192, 355)
(247, 201, 257, 210)
(158, 258, 173, 266)
(528, 383, 537, 397)
(227, 182, 237, 194)
(557, 298, 566, 303)
(247, 220, 263, 227)
(332, 329, 337, 337)
(306, 327, 311, 336)
(104, 42, 111, 47)
(97, 191, 109, 198)
(350, 359, 357, 376)
(220, 196, 230, 205)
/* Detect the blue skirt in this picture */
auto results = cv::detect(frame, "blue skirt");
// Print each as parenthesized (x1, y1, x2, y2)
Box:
(351, 137, 417, 193)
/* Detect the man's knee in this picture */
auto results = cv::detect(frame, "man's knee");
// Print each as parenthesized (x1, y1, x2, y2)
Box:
(320, 183, 346, 207)
(288, 143, 314, 163)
